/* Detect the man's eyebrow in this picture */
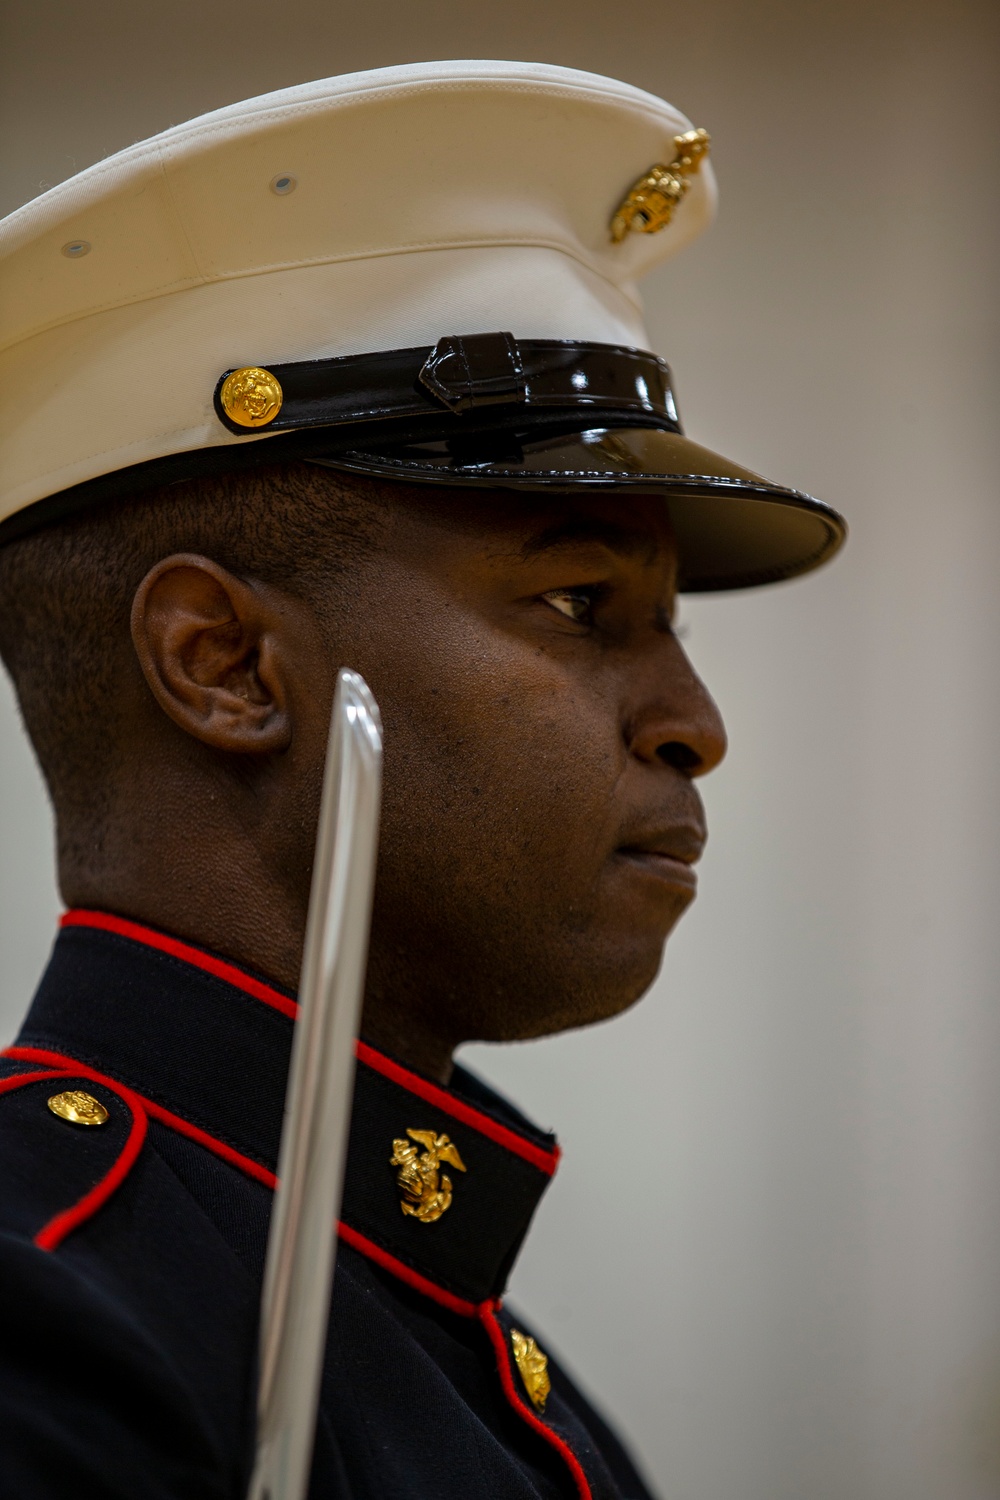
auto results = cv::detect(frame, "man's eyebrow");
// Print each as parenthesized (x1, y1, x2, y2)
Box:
(518, 517, 654, 561)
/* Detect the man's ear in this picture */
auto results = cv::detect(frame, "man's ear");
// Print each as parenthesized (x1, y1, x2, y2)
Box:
(130, 553, 294, 754)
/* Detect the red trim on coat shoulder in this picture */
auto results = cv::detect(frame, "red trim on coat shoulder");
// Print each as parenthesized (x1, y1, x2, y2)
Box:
(356, 1041, 560, 1177)
(0, 1068, 80, 1096)
(0, 1059, 148, 1252)
(4, 1046, 278, 1190)
(35, 1084, 148, 1252)
(335, 1221, 478, 1318)
(479, 1301, 593, 1500)
(61, 910, 299, 1021)
(141, 1095, 277, 1188)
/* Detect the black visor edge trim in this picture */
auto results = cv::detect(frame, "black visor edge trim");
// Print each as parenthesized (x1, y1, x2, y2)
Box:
(317, 450, 847, 592)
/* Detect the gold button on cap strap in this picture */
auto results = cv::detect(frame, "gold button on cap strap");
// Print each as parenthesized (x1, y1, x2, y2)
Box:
(218, 366, 284, 429)
(47, 1089, 110, 1126)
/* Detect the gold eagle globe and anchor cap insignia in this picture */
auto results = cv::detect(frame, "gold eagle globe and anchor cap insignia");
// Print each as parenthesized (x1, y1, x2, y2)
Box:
(390, 1128, 467, 1223)
(218, 366, 284, 428)
(511, 1330, 551, 1411)
(47, 1089, 110, 1126)
(610, 127, 711, 242)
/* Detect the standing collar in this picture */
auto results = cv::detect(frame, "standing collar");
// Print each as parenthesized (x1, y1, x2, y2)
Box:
(13, 909, 559, 1310)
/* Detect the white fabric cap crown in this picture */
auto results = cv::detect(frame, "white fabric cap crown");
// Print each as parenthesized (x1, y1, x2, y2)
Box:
(0, 60, 714, 522)
(0, 60, 845, 590)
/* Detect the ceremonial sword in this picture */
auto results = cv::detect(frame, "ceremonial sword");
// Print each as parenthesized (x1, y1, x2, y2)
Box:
(247, 668, 383, 1500)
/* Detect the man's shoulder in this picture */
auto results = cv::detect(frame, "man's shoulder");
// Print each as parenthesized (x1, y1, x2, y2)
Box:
(0, 1058, 257, 1497)
(0, 1057, 139, 1247)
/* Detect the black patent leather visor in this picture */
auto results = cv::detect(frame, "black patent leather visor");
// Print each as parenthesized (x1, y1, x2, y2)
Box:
(314, 424, 844, 593)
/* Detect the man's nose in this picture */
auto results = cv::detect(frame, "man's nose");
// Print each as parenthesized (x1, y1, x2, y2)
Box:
(625, 640, 728, 778)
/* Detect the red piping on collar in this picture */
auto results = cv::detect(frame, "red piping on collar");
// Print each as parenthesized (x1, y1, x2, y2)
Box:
(336, 1222, 479, 1318)
(479, 1301, 593, 1500)
(0, 1062, 148, 1252)
(355, 1042, 559, 1177)
(60, 909, 560, 1177)
(61, 910, 298, 1020)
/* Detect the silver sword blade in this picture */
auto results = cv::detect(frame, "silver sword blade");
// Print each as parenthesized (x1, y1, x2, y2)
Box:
(247, 668, 383, 1500)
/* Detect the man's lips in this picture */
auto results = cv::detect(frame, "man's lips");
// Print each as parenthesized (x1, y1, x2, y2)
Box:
(615, 826, 706, 894)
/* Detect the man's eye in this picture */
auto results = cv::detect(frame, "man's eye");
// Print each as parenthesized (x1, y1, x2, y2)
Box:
(542, 587, 599, 624)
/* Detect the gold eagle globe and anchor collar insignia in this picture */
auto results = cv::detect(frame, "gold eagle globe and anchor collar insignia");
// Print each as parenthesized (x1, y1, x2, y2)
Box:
(391, 1128, 468, 1223)
(511, 1330, 551, 1412)
(610, 127, 711, 242)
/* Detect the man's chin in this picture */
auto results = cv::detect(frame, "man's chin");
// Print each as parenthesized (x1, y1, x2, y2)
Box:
(478, 940, 668, 1043)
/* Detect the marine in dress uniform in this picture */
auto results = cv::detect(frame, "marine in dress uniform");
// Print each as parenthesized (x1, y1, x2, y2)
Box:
(0, 61, 845, 1497)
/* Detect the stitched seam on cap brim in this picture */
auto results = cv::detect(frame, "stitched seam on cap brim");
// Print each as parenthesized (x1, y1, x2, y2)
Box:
(0, 71, 691, 250)
(0, 236, 648, 358)
(336, 458, 806, 497)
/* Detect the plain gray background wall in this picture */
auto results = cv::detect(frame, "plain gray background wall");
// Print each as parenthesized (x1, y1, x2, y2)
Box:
(1, 2, 999, 1496)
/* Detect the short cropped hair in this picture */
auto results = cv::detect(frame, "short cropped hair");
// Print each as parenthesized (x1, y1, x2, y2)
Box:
(0, 461, 387, 854)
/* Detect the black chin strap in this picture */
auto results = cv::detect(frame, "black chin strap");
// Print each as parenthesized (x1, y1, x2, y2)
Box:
(213, 334, 681, 439)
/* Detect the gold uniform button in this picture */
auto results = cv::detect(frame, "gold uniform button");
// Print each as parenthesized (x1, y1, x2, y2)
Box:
(218, 366, 283, 428)
(511, 1329, 551, 1412)
(47, 1090, 110, 1127)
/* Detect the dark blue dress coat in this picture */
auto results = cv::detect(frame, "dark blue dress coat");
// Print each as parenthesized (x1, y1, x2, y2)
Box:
(0, 912, 655, 1499)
